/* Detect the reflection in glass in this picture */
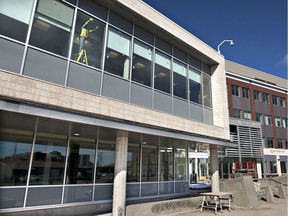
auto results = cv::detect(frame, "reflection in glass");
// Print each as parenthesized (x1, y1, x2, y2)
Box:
(160, 138, 174, 181)
(72, 12, 105, 68)
(203, 74, 212, 108)
(154, 51, 171, 94)
(142, 143, 158, 182)
(30, 134, 67, 185)
(189, 67, 202, 104)
(173, 60, 187, 99)
(66, 137, 96, 184)
(95, 128, 115, 183)
(104, 27, 131, 79)
(0, 0, 34, 42)
(132, 40, 153, 86)
(29, 0, 74, 57)
(127, 143, 140, 182)
(175, 141, 187, 181)
(0, 134, 33, 186)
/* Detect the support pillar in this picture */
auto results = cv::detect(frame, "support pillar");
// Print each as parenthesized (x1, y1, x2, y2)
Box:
(112, 130, 128, 216)
(210, 145, 219, 192)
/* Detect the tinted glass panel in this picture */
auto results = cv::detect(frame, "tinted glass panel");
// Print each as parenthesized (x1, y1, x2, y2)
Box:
(0, 188, 25, 209)
(104, 27, 131, 79)
(26, 187, 62, 206)
(160, 138, 174, 181)
(127, 133, 140, 182)
(189, 67, 202, 104)
(64, 185, 93, 203)
(29, 0, 74, 57)
(132, 40, 153, 87)
(0, 111, 35, 186)
(154, 51, 171, 94)
(0, 0, 34, 42)
(174, 141, 187, 181)
(72, 12, 105, 68)
(203, 74, 212, 108)
(173, 60, 187, 99)
(78, 0, 108, 21)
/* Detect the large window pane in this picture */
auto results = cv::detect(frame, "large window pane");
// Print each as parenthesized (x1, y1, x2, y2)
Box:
(30, 119, 69, 185)
(154, 51, 171, 94)
(29, 0, 74, 57)
(175, 141, 187, 181)
(0, 112, 35, 186)
(127, 133, 140, 182)
(104, 27, 131, 79)
(173, 60, 187, 99)
(203, 74, 212, 108)
(132, 40, 153, 87)
(0, 0, 34, 42)
(95, 128, 115, 183)
(72, 12, 105, 68)
(160, 138, 174, 181)
(189, 67, 202, 104)
(141, 135, 158, 182)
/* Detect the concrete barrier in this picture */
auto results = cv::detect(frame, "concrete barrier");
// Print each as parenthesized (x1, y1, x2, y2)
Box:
(126, 196, 203, 216)
(219, 176, 260, 208)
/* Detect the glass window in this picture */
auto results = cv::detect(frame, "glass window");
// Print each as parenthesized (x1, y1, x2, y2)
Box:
(267, 137, 274, 148)
(174, 141, 187, 181)
(278, 138, 284, 149)
(264, 115, 272, 125)
(95, 128, 115, 183)
(243, 111, 251, 120)
(282, 118, 287, 128)
(173, 60, 187, 99)
(254, 90, 261, 101)
(275, 117, 282, 127)
(0, 0, 34, 42)
(256, 113, 263, 124)
(30, 119, 69, 185)
(29, 0, 74, 57)
(269, 161, 277, 173)
(0, 112, 36, 186)
(104, 27, 131, 79)
(272, 95, 278, 105)
(262, 93, 269, 103)
(189, 56, 201, 70)
(132, 40, 153, 86)
(233, 109, 241, 119)
(189, 68, 202, 104)
(203, 74, 211, 107)
(160, 138, 174, 181)
(127, 133, 140, 182)
(72, 12, 105, 68)
(242, 88, 250, 98)
(231, 85, 239, 96)
(141, 135, 158, 182)
(280, 97, 286, 107)
(280, 161, 287, 173)
(66, 124, 97, 184)
(154, 51, 171, 94)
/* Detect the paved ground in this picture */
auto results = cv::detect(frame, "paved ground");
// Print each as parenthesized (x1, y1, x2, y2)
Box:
(167, 199, 287, 216)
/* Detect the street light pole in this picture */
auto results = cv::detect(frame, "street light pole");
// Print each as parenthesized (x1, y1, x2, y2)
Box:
(217, 40, 234, 54)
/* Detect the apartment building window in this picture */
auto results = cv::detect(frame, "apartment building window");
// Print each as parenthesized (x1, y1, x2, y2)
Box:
(233, 109, 241, 119)
(254, 90, 261, 101)
(277, 138, 284, 149)
(243, 111, 251, 120)
(242, 88, 250, 98)
(262, 93, 269, 103)
(264, 115, 272, 125)
(275, 117, 281, 127)
(231, 85, 239, 96)
(256, 113, 263, 124)
(269, 161, 277, 174)
(283, 118, 287, 128)
(280, 98, 286, 107)
(267, 137, 274, 148)
(272, 95, 278, 105)
(280, 162, 287, 173)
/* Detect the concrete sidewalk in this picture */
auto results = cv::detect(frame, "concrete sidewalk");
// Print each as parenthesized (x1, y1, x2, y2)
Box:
(168, 199, 287, 216)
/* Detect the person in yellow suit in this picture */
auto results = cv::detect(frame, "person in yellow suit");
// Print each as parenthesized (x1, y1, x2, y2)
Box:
(78, 18, 98, 53)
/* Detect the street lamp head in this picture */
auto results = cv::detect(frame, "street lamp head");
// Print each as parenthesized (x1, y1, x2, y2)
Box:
(217, 39, 234, 54)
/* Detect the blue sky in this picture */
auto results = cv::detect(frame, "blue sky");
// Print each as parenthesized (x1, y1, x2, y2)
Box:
(143, 0, 287, 80)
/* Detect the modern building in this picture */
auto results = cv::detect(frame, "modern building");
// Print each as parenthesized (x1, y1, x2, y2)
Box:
(224, 60, 287, 179)
(0, 0, 233, 215)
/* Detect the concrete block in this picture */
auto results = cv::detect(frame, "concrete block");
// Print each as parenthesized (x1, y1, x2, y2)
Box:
(278, 184, 287, 199)
(265, 186, 275, 202)
(219, 176, 260, 208)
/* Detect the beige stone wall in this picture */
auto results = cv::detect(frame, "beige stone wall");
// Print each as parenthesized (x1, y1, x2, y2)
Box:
(0, 70, 228, 140)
